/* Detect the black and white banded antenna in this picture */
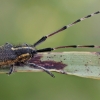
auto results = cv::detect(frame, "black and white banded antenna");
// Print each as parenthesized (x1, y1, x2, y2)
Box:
(37, 45, 100, 52)
(33, 11, 100, 47)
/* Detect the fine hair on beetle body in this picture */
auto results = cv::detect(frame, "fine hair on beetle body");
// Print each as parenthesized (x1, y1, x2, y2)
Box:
(0, 11, 100, 77)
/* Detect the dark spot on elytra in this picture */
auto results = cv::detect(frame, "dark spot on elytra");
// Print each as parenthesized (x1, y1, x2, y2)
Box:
(28, 54, 67, 70)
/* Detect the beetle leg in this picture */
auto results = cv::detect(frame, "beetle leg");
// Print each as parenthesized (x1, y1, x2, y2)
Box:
(6, 65, 14, 75)
(27, 63, 55, 78)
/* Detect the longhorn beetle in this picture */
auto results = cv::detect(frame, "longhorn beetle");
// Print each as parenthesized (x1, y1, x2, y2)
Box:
(1, 11, 100, 77)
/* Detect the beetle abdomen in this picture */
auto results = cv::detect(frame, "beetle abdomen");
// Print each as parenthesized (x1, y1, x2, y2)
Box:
(0, 43, 17, 66)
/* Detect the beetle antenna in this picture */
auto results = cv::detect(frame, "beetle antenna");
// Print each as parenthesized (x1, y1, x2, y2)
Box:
(33, 11, 100, 47)
(37, 45, 100, 52)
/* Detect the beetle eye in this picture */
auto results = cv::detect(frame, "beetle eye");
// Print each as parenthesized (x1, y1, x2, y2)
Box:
(31, 50, 37, 56)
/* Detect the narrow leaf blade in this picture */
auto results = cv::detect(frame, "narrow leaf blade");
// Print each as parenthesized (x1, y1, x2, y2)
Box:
(28, 52, 100, 79)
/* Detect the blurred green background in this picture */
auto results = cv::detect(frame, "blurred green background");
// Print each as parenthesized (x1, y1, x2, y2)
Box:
(0, 0, 100, 100)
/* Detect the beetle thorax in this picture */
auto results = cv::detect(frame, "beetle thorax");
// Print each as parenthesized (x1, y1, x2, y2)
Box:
(11, 47, 37, 63)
